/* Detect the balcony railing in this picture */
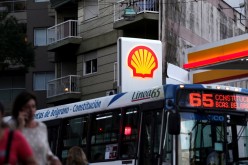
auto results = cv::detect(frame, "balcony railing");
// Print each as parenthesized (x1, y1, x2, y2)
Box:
(47, 20, 81, 45)
(114, 0, 158, 22)
(47, 75, 81, 98)
(0, 0, 26, 13)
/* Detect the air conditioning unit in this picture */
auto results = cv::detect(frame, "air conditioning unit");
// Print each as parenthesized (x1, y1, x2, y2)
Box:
(106, 90, 115, 96)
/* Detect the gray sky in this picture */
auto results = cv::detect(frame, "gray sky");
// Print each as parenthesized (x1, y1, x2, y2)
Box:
(224, 0, 245, 14)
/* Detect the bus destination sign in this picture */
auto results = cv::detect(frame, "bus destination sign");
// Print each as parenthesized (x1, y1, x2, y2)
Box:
(178, 89, 248, 111)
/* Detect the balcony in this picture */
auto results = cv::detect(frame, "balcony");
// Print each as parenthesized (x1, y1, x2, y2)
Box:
(47, 20, 81, 52)
(0, 88, 25, 114)
(47, 75, 81, 105)
(113, 0, 159, 30)
(50, 0, 77, 9)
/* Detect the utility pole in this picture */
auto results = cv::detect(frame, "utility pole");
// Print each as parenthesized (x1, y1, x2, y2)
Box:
(159, 0, 167, 83)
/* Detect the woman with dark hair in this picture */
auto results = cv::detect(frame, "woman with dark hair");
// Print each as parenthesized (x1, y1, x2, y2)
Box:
(10, 91, 61, 165)
(66, 146, 88, 165)
(0, 101, 37, 165)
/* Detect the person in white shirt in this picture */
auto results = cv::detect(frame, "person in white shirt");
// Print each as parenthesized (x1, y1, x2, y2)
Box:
(11, 91, 62, 165)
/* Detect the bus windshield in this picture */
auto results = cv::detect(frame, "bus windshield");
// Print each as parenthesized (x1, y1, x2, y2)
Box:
(178, 112, 248, 165)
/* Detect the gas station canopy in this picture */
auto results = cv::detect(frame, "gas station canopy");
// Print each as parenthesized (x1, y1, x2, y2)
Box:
(184, 34, 248, 84)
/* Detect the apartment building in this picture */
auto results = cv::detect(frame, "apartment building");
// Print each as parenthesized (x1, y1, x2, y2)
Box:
(26, 0, 55, 109)
(0, 0, 55, 114)
(0, 0, 27, 114)
(46, 0, 247, 105)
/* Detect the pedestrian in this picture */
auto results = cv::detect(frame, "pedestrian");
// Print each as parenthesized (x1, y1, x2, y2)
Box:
(0, 101, 37, 165)
(10, 91, 61, 165)
(66, 146, 88, 165)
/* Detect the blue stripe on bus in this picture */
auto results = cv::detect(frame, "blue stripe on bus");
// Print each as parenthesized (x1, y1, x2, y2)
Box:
(183, 84, 205, 89)
(241, 88, 248, 93)
(108, 93, 127, 106)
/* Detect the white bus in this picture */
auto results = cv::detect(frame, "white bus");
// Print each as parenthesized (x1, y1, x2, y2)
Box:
(6, 84, 248, 165)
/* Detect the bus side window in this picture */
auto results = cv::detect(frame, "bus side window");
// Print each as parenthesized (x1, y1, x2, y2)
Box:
(45, 119, 61, 156)
(60, 116, 89, 164)
(120, 107, 139, 159)
(90, 110, 121, 162)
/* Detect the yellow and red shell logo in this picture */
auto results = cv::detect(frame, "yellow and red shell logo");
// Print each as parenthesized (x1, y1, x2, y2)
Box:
(128, 46, 158, 78)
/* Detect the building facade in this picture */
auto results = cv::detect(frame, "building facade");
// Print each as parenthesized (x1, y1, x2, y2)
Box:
(46, 0, 247, 105)
(26, 0, 55, 109)
(0, 0, 27, 114)
(0, 0, 55, 114)
(160, 0, 247, 68)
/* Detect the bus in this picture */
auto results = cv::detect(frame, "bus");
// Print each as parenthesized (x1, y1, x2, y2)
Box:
(12, 84, 248, 164)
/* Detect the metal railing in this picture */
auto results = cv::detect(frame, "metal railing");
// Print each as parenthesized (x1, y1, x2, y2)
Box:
(114, 0, 158, 22)
(218, 78, 248, 89)
(47, 75, 81, 98)
(0, 0, 26, 13)
(47, 20, 81, 45)
(0, 88, 25, 103)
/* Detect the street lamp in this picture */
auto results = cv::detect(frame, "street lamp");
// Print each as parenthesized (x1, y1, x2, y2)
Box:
(123, 6, 136, 21)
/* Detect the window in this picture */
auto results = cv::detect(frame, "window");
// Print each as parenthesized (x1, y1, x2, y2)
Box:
(34, 28, 47, 46)
(83, 52, 97, 75)
(120, 107, 139, 159)
(33, 72, 55, 91)
(178, 113, 225, 165)
(90, 110, 120, 161)
(60, 116, 89, 162)
(85, 59, 97, 75)
(139, 109, 163, 165)
(45, 120, 61, 157)
(84, 0, 99, 20)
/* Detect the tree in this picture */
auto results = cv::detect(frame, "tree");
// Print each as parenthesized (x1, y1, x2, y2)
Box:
(0, 12, 35, 71)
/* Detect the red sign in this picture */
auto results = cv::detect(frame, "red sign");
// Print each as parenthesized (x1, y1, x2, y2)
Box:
(127, 46, 158, 78)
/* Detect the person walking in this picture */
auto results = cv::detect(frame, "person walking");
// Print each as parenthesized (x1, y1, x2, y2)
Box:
(66, 146, 88, 165)
(10, 91, 61, 165)
(0, 101, 37, 165)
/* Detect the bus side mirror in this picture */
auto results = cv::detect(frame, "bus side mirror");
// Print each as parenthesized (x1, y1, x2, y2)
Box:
(168, 112, 181, 135)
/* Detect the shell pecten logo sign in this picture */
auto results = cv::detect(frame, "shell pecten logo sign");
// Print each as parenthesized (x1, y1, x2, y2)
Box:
(128, 46, 158, 78)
